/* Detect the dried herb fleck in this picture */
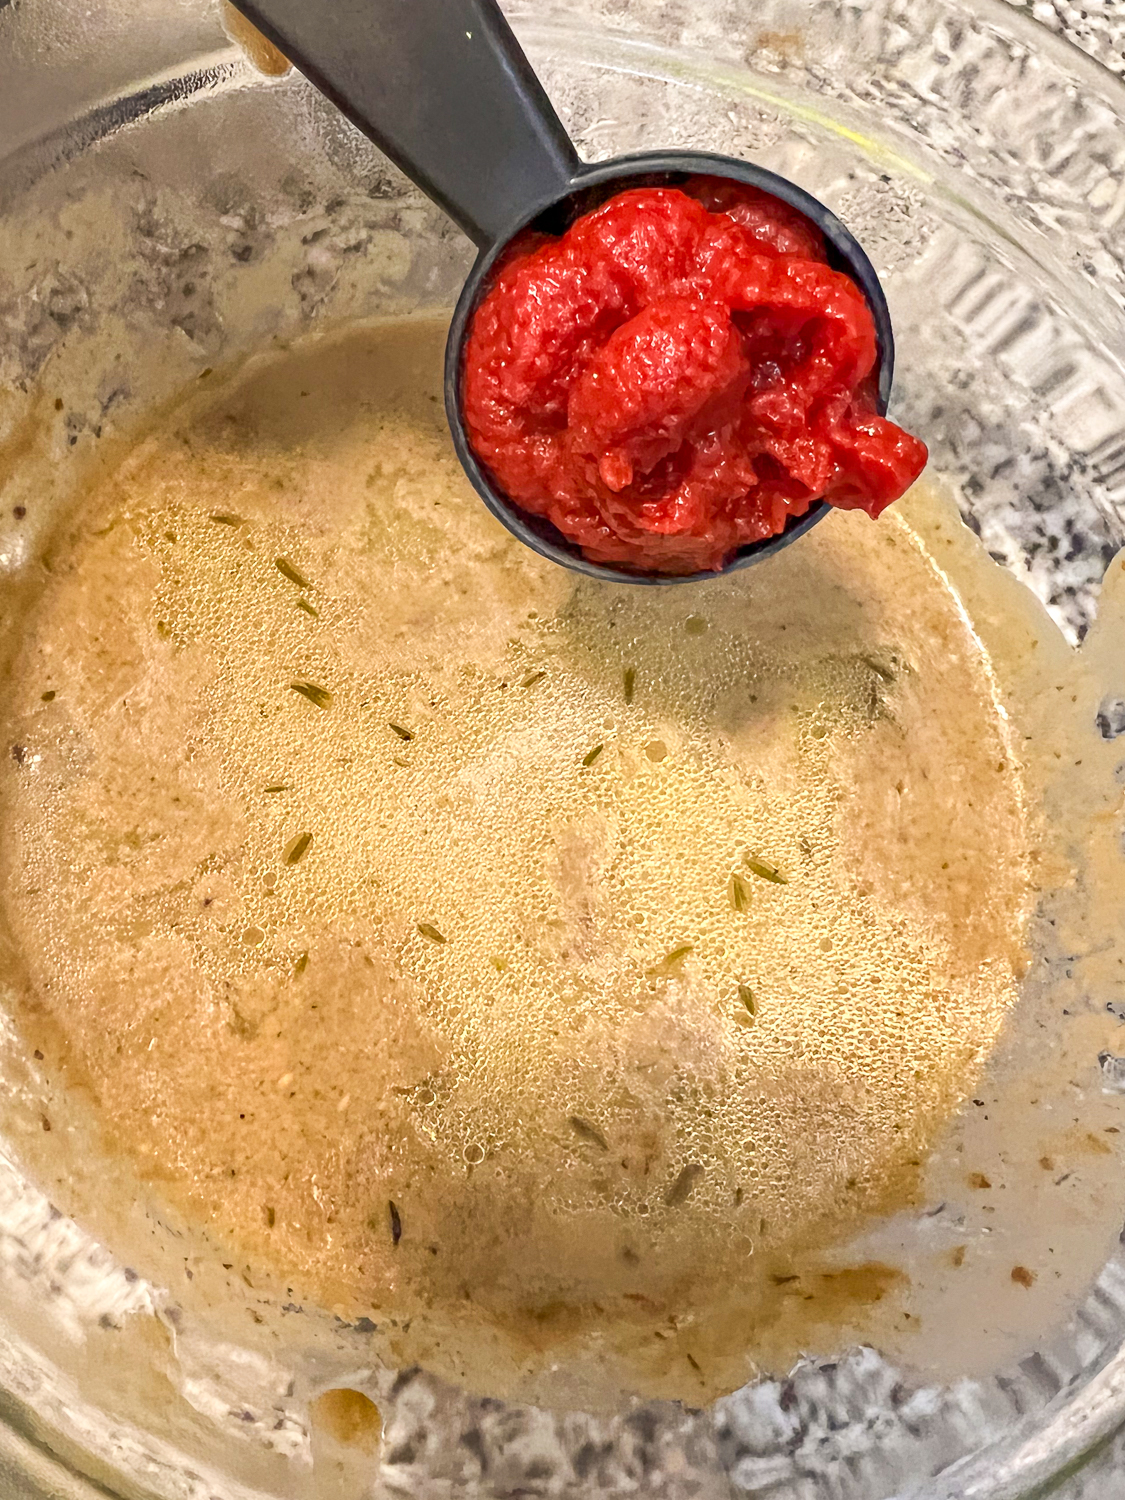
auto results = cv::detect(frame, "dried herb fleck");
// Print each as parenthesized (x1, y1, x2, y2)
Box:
(417, 922, 447, 945)
(40, 691, 56, 703)
(582, 743, 604, 767)
(728, 872, 750, 913)
(568, 1115, 608, 1152)
(743, 852, 788, 884)
(265, 1205, 276, 1228)
(295, 598, 319, 618)
(284, 832, 312, 866)
(388, 1200, 402, 1246)
(646, 943, 693, 977)
(623, 666, 636, 704)
(209, 512, 244, 527)
(294, 951, 309, 975)
(520, 670, 545, 689)
(263, 784, 290, 794)
(289, 680, 333, 710)
(862, 653, 896, 683)
(275, 556, 311, 589)
(388, 722, 415, 742)
(737, 983, 757, 1017)
(665, 1162, 705, 1207)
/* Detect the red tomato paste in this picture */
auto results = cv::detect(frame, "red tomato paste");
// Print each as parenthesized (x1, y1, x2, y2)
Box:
(461, 180, 928, 575)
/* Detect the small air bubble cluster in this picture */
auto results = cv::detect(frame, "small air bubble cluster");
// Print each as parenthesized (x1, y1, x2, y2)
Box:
(0, 320, 1033, 1404)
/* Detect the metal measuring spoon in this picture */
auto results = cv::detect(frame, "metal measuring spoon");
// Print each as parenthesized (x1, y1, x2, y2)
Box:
(227, 0, 895, 585)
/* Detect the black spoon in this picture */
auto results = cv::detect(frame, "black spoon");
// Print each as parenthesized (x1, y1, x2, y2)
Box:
(227, 0, 895, 585)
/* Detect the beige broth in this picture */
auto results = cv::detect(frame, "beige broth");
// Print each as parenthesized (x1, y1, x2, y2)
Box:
(0, 318, 1122, 1407)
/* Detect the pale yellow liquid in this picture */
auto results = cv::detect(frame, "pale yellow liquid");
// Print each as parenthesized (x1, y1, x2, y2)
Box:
(1, 319, 1122, 1408)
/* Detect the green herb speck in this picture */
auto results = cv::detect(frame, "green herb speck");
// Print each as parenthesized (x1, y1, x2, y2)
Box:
(743, 852, 788, 884)
(289, 680, 333, 710)
(647, 943, 693, 977)
(275, 556, 311, 589)
(284, 832, 312, 866)
(665, 1162, 705, 1207)
(568, 1115, 609, 1152)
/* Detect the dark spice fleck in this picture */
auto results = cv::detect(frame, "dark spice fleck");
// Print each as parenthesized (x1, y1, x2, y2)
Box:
(265, 1205, 276, 1228)
(40, 691, 55, 702)
(582, 743, 604, 767)
(209, 512, 244, 527)
(737, 983, 757, 1017)
(623, 666, 636, 704)
(275, 557, 311, 589)
(13, 506, 26, 520)
(389, 722, 414, 742)
(665, 1162, 705, 1207)
(289, 680, 333, 710)
(284, 832, 312, 866)
(264, 784, 290, 794)
(1011, 1265, 1035, 1288)
(417, 922, 447, 945)
(389, 1200, 402, 1246)
(10, 744, 26, 766)
(568, 1115, 609, 1152)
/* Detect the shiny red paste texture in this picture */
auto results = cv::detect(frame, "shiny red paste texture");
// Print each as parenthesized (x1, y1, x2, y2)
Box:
(462, 181, 928, 574)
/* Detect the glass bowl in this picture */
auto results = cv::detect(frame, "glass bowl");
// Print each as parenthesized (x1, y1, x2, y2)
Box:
(0, 0, 1124, 1496)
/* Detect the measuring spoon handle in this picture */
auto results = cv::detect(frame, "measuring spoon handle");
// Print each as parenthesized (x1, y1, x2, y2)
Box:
(228, 0, 581, 249)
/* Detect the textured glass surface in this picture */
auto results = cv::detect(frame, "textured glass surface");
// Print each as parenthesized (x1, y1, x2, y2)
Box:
(0, 1, 1123, 1496)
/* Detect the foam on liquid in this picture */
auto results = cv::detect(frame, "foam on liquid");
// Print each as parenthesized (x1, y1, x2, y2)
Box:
(1, 319, 1121, 1407)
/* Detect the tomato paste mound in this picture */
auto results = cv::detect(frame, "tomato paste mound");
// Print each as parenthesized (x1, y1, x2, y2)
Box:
(461, 180, 928, 575)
